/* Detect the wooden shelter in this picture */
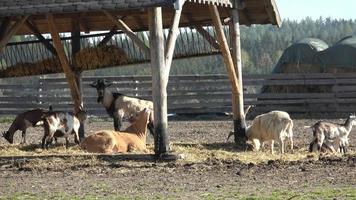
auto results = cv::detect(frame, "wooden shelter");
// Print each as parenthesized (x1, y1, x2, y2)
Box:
(0, 0, 281, 158)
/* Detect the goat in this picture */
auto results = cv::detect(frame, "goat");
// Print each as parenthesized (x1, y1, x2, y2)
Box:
(307, 114, 355, 154)
(42, 110, 86, 149)
(3, 106, 52, 144)
(234, 110, 293, 154)
(90, 79, 154, 135)
(80, 108, 150, 153)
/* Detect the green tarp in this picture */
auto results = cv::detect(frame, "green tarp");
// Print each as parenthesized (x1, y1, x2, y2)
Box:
(272, 36, 356, 73)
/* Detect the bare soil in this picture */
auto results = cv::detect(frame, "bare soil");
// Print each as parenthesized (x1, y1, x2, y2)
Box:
(0, 117, 355, 199)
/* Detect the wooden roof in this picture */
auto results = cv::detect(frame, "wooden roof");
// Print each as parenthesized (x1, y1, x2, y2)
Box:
(0, 0, 281, 35)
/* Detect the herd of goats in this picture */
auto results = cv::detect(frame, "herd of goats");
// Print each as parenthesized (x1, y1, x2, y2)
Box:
(1, 79, 355, 155)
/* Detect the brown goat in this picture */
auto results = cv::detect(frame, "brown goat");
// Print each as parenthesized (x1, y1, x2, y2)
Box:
(3, 108, 51, 144)
(80, 108, 150, 153)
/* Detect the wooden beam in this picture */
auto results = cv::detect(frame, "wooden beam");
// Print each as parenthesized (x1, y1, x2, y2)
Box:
(47, 14, 81, 113)
(104, 11, 150, 57)
(184, 13, 221, 50)
(230, 1, 246, 140)
(0, 16, 29, 53)
(0, 17, 12, 40)
(209, 5, 242, 137)
(25, 20, 57, 56)
(164, 8, 182, 78)
(98, 25, 117, 47)
(194, 25, 220, 50)
(148, 7, 170, 156)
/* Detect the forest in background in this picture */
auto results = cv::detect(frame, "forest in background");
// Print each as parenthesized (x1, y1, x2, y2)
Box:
(85, 17, 356, 76)
(2, 17, 356, 83)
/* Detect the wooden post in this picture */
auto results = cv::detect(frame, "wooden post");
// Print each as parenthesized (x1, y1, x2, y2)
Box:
(148, 7, 170, 157)
(47, 14, 81, 113)
(230, 1, 246, 140)
(71, 19, 85, 140)
(26, 20, 57, 56)
(209, 5, 245, 140)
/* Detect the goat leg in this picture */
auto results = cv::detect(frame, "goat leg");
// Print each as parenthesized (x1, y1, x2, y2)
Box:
(21, 130, 26, 144)
(113, 116, 122, 131)
(147, 122, 155, 136)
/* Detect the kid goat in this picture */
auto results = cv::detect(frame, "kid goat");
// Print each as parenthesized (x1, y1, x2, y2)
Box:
(80, 108, 150, 153)
(90, 79, 154, 135)
(3, 106, 52, 144)
(229, 110, 294, 154)
(41, 110, 86, 149)
(308, 114, 355, 154)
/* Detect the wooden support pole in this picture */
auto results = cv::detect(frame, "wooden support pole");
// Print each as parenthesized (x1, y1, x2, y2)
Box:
(164, 8, 182, 78)
(209, 5, 244, 139)
(230, 1, 246, 140)
(0, 16, 29, 53)
(47, 14, 81, 113)
(148, 7, 170, 157)
(25, 20, 57, 56)
(71, 19, 85, 140)
(104, 11, 150, 57)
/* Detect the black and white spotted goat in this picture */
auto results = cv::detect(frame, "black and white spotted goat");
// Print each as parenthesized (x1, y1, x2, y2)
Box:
(90, 79, 154, 135)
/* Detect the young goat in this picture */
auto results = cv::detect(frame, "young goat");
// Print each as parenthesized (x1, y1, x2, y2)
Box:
(234, 110, 294, 154)
(3, 107, 52, 144)
(80, 108, 150, 153)
(42, 110, 86, 149)
(308, 114, 355, 154)
(90, 79, 154, 135)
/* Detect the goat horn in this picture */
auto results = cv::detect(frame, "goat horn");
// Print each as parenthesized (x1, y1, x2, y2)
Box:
(244, 105, 253, 116)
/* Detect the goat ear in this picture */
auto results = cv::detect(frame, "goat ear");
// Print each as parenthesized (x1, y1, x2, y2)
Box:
(103, 80, 113, 87)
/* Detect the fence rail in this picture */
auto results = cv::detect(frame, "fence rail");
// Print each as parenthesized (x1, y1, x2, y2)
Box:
(0, 73, 355, 117)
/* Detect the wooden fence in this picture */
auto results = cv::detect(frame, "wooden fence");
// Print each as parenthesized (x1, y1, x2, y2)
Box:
(0, 73, 355, 117)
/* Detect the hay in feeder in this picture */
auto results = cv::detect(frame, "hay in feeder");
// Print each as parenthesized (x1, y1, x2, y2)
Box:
(75, 45, 128, 71)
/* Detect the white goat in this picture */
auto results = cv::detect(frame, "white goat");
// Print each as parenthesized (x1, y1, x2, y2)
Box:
(90, 79, 154, 135)
(244, 110, 293, 154)
(308, 114, 355, 154)
(42, 111, 86, 149)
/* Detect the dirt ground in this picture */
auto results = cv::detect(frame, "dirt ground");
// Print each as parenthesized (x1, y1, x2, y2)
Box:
(0, 117, 355, 199)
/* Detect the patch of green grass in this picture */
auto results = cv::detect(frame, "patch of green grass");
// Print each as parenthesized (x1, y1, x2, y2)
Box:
(0, 116, 15, 123)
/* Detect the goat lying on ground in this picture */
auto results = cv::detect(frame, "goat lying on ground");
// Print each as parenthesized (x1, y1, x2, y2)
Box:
(42, 110, 86, 149)
(230, 110, 293, 154)
(307, 114, 355, 154)
(80, 108, 150, 153)
(90, 79, 154, 135)
(3, 106, 52, 144)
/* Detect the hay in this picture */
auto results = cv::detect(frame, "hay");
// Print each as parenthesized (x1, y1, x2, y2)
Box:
(0, 45, 128, 78)
(74, 45, 128, 71)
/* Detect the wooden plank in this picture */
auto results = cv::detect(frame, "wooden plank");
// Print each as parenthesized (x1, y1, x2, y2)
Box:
(104, 11, 150, 57)
(194, 25, 220, 50)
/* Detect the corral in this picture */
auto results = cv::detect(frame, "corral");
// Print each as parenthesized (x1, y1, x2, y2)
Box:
(0, 0, 355, 199)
